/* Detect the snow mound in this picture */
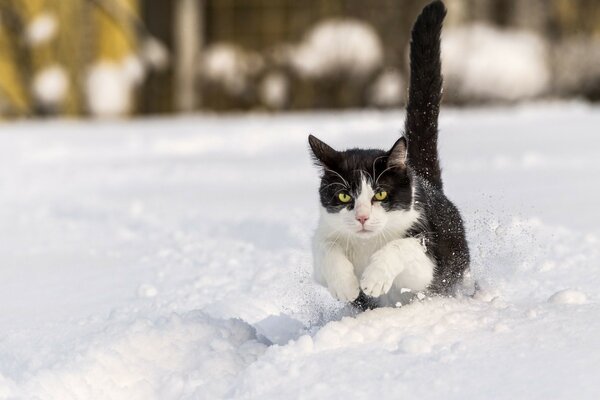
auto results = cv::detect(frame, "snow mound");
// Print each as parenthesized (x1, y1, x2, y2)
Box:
(33, 65, 69, 106)
(86, 61, 133, 117)
(286, 19, 383, 80)
(26, 13, 58, 46)
(369, 69, 405, 107)
(199, 44, 264, 96)
(260, 72, 289, 109)
(142, 37, 170, 71)
(442, 24, 550, 102)
(23, 313, 266, 400)
(548, 289, 587, 305)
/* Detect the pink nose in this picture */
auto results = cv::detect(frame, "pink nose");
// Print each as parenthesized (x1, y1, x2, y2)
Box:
(356, 215, 369, 225)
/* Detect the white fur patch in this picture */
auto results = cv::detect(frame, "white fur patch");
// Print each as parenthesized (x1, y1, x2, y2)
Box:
(361, 237, 435, 297)
(312, 176, 433, 304)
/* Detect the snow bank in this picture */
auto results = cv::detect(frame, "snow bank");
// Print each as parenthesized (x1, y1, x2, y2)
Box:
(17, 313, 266, 400)
(442, 24, 550, 102)
(285, 19, 383, 80)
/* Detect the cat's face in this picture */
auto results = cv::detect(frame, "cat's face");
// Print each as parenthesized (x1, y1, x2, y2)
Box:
(309, 135, 414, 239)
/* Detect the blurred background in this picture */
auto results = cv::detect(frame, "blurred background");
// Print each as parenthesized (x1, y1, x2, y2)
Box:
(1, 0, 599, 119)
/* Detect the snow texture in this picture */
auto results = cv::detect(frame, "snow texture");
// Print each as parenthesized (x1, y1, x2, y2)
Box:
(442, 24, 551, 102)
(1, 104, 600, 399)
(32, 65, 68, 106)
(286, 19, 383, 79)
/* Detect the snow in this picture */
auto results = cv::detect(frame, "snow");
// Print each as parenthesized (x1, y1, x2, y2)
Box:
(259, 72, 289, 109)
(548, 289, 587, 305)
(32, 65, 69, 106)
(26, 13, 58, 46)
(199, 44, 264, 95)
(286, 19, 383, 79)
(122, 55, 146, 86)
(442, 24, 551, 102)
(1, 104, 600, 399)
(86, 61, 133, 117)
(141, 37, 170, 71)
(369, 69, 405, 107)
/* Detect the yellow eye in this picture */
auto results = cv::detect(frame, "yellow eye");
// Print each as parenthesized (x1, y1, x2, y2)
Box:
(374, 191, 388, 201)
(338, 193, 352, 203)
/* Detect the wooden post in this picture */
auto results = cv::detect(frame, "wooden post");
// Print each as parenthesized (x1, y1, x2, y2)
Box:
(174, 0, 203, 112)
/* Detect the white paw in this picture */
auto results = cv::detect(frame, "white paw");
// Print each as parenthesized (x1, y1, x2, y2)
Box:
(328, 274, 360, 302)
(360, 261, 397, 298)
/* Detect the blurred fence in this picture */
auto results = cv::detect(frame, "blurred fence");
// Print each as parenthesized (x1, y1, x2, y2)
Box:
(1, 0, 600, 118)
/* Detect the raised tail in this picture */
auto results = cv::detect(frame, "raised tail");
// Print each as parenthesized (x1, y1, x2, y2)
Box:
(404, 0, 446, 189)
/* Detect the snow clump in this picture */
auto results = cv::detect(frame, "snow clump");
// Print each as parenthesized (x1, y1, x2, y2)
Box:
(548, 289, 587, 305)
(369, 69, 405, 107)
(260, 72, 289, 109)
(199, 43, 264, 96)
(87, 62, 132, 117)
(26, 12, 58, 46)
(442, 24, 550, 102)
(32, 64, 69, 106)
(286, 19, 383, 80)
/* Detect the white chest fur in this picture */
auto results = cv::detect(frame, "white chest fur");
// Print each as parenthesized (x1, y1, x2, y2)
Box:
(312, 206, 435, 305)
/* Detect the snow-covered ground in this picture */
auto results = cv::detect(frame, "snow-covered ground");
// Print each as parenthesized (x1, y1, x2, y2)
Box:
(1, 104, 600, 399)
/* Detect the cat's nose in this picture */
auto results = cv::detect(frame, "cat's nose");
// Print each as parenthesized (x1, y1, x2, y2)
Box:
(356, 215, 369, 225)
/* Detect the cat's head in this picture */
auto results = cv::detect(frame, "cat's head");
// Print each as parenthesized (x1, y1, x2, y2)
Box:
(309, 135, 416, 239)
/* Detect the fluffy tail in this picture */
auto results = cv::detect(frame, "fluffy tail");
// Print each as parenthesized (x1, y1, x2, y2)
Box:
(404, 0, 446, 190)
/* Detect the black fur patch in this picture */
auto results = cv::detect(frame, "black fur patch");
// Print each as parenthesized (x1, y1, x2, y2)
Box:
(309, 137, 413, 214)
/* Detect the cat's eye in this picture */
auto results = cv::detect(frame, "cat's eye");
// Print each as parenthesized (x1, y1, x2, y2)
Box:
(374, 191, 388, 201)
(338, 193, 352, 203)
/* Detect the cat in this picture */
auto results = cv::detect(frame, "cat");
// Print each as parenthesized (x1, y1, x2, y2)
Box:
(309, 0, 470, 310)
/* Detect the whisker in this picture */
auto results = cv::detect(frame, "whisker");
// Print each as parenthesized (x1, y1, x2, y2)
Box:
(324, 168, 349, 187)
(321, 181, 347, 190)
(371, 155, 388, 185)
(375, 165, 398, 186)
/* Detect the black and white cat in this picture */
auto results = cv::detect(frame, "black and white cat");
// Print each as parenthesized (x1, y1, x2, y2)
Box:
(309, 1, 469, 310)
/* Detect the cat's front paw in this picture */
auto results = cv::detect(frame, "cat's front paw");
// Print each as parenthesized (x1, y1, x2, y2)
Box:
(328, 273, 360, 302)
(360, 261, 397, 298)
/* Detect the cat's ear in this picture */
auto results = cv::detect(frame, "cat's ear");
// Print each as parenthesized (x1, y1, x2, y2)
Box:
(308, 135, 341, 168)
(387, 137, 408, 168)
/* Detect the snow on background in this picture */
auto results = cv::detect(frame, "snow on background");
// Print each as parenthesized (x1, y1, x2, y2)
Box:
(1, 104, 600, 399)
